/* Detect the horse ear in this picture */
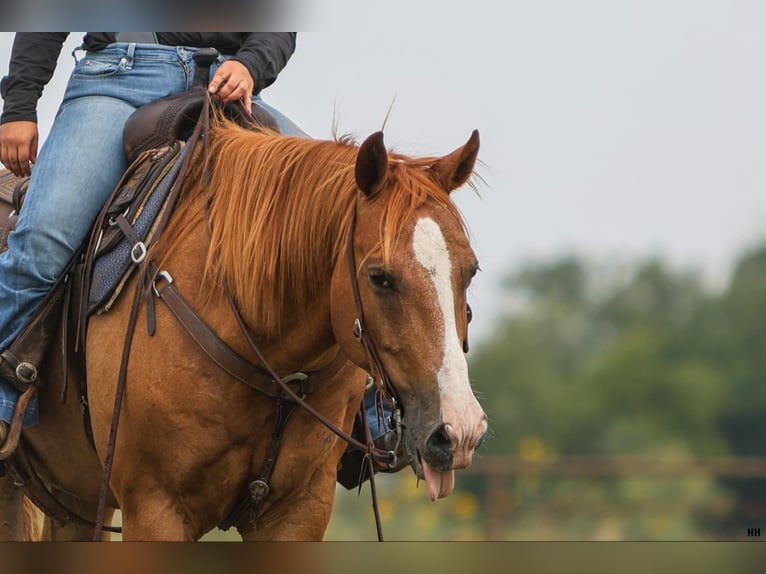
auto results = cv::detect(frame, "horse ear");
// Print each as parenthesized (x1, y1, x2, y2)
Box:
(356, 131, 389, 198)
(431, 129, 480, 193)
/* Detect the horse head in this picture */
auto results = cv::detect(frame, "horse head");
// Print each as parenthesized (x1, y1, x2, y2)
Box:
(331, 130, 488, 501)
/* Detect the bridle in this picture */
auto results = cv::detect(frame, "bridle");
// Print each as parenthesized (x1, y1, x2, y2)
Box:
(345, 200, 403, 422)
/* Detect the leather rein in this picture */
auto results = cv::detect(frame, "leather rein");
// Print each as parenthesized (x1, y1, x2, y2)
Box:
(92, 99, 400, 541)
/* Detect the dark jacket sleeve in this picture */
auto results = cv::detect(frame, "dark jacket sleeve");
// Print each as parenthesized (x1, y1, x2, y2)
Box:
(231, 33, 296, 94)
(0, 32, 69, 124)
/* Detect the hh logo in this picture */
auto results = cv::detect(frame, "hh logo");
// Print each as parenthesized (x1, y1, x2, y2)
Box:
(747, 528, 760, 537)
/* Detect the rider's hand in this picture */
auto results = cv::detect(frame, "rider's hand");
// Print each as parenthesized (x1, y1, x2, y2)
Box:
(208, 60, 254, 115)
(0, 121, 38, 177)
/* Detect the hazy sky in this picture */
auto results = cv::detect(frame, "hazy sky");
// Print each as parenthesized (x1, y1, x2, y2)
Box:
(2, 3, 766, 340)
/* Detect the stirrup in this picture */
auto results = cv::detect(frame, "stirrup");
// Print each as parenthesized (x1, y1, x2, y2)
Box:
(0, 384, 37, 461)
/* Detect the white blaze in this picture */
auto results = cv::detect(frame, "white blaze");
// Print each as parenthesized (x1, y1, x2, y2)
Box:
(412, 217, 472, 419)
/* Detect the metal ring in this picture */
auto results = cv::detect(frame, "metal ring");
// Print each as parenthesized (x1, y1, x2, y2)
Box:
(281, 372, 308, 384)
(386, 450, 398, 470)
(15, 362, 38, 384)
(249, 479, 270, 500)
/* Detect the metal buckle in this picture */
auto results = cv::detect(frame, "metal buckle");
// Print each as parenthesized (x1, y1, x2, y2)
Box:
(152, 270, 174, 297)
(130, 241, 147, 264)
(108, 207, 130, 227)
(353, 318, 363, 342)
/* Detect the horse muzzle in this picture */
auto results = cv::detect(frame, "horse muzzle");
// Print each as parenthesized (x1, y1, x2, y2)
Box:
(404, 414, 488, 502)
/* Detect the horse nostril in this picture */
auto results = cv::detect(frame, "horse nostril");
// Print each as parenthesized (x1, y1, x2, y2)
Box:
(475, 432, 486, 451)
(425, 424, 454, 468)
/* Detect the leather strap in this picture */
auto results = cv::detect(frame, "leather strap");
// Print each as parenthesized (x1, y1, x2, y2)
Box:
(218, 399, 296, 531)
(0, 385, 37, 461)
(93, 96, 212, 541)
(344, 208, 400, 405)
(224, 288, 394, 466)
(7, 440, 120, 533)
(151, 267, 346, 398)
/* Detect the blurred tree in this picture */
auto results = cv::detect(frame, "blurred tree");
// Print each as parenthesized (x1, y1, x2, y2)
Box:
(701, 247, 766, 525)
(465, 250, 766, 538)
(470, 256, 726, 458)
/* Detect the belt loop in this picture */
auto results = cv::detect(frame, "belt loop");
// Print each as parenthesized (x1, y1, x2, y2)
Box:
(124, 42, 136, 70)
(71, 44, 85, 63)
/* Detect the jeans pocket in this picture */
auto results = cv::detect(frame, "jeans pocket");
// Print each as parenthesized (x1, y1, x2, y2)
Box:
(72, 55, 123, 80)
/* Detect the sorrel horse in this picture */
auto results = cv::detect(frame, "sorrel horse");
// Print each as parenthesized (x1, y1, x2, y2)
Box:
(0, 119, 487, 540)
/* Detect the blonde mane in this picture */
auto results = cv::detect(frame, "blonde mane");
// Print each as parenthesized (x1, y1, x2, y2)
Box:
(163, 119, 468, 334)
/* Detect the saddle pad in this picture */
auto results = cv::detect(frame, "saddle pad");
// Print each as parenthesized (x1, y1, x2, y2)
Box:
(89, 142, 189, 314)
(0, 169, 29, 208)
(0, 169, 15, 204)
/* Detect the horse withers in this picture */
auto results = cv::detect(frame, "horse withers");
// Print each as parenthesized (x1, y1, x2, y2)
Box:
(0, 119, 487, 540)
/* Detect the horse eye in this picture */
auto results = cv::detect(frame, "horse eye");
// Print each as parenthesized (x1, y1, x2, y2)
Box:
(466, 303, 473, 324)
(368, 269, 394, 290)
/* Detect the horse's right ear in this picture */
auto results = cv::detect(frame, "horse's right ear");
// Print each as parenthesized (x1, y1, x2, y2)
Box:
(356, 131, 388, 198)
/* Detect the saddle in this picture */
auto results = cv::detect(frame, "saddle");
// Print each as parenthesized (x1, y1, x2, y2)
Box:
(120, 47, 277, 163)
(123, 85, 279, 163)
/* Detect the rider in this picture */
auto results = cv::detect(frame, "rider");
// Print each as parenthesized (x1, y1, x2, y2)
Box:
(0, 32, 304, 447)
(0, 33, 396, 471)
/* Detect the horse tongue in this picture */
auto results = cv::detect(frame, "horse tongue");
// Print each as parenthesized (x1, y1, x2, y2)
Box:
(421, 460, 455, 501)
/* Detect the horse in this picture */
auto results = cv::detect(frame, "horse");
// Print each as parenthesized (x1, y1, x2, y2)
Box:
(0, 117, 487, 540)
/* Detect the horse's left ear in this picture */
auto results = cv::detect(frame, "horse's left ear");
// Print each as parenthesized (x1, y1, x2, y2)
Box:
(356, 131, 389, 198)
(431, 130, 480, 193)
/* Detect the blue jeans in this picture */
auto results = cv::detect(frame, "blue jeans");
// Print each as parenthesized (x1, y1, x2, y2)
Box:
(0, 43, 304, 425)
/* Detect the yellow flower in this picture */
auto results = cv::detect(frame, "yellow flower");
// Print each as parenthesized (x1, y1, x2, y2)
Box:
(518, 435, 549, 462)
(378, 497, 395, 521)
(414, 503, 439, 531)
(451, 492, 479, 520)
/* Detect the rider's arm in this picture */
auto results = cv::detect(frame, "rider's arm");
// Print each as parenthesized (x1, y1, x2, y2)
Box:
(0, 33, 69, 124)
(230, 33, 297, 95)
